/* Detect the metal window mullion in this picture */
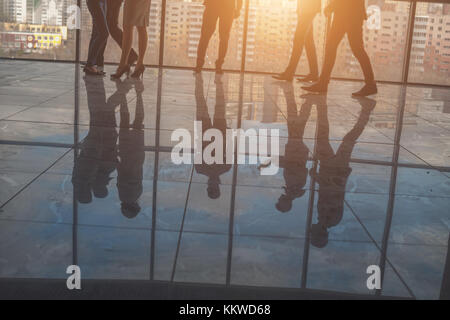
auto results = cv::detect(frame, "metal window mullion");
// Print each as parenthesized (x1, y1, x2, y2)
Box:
(403, 1, 417, 84)
(159, 0, 167, 67)
(240, 0, 250, 73)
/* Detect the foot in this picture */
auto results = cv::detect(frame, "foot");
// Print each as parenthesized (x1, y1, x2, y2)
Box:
(272, 72, 294, 82)
(83, 65, 103, 76)
(352, 83, 378, 97)
(96, 65, 106, 76)
(194, 66, 202, 74)
(110, 65, 130, 80)
(131, 64, 145, 79)
(302, 81, 328, 93)
(296, 74, 318, 83)
(215, 65, 224, 74)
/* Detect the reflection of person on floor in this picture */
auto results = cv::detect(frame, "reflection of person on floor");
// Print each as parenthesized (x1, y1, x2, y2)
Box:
(115, 80, 145, 218)
(72, 76, 118, 203)
(194, 73, 232, 199)
(275, 84, 314, 213)
(311, 96, 376, 248)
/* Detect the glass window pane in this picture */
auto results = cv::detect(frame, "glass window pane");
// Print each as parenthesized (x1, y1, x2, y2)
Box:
(244, 0, 327, 75)
(163, 0, 244, 71)
(0, 0, 77, 60)
(408, 2, 450, 86)
(330, 0, 411, 82)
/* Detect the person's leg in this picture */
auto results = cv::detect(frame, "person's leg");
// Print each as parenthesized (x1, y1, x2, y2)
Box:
(196, 6, 219, 70)
(107, 0, 138, 64)
(282, 13, 315, 78)
(86, 0, 100, 67)
(346, 20, 377, 96)
(302, 16, 345, 92)
(318, 18, 346, 84)
(119, 24, 133, 67)
(347, 21, 375, 85)
(216, 11, 234, 71)
(95, 0, 110, 69)
(304, 19, 319, 79)
(136, 26, 148, 68)
(86, 0, 109, 68)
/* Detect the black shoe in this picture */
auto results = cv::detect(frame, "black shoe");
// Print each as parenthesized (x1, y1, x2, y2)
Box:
(272, 73, 294, 82)
(296, 74, 318, 83)
(110, 65, 131, 80)
(302, 81, 328, 93)
(131, 65, 146, 79)
(352, 83, 378, 97)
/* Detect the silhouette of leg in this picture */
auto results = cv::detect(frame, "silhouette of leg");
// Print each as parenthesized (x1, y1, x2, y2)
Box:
(283, 13, 315, 78)
(133, 84, 145, 128)
(316, 105, 334, 161)
(318, 18, 346, 85)
(196, 7, 219, 69)
(106, 0, 138, 65)
(304, 24, 318, 78)
(86, 0, 109, 67)
(136, 26, 148, 68)
(347, 21, 375, 85)
(216, 12, 234, 71)
(118, 25, 133, 68)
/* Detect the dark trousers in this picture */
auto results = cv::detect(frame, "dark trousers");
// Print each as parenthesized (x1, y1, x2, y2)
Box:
(196, 6, 234, 68)
(284, 12, 318, 77)
(86, 0, 109, 67)
(97, 0, 138, 66)
(320, 16, 375, 85)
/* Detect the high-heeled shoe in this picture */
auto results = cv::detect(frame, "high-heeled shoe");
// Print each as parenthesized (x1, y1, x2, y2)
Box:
(131, 65, 145, 79)
(110, 65, 131, 80)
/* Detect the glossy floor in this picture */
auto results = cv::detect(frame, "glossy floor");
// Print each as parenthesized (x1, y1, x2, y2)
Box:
(0, 60, 449, 299)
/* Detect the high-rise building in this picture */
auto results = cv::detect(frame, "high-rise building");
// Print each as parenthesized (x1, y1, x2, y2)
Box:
(3, 0, 27, 23)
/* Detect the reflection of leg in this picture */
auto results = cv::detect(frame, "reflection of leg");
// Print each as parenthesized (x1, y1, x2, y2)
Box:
(195, 75, 212, 127)
(347, 22, 375, 85)
(215, 76, 226, 119)
(337, 97, 375, 162)
(196, 7, 219, 68)
(120, 99, 130, 128)
(316, 105, 334, 161)
(216, 13, 234, 69)
(133, 88, 145, 128)
(304, 23, 318, 78)
(284, 14, 314, 77)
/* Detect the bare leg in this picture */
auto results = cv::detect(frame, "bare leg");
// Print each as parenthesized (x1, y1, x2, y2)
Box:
(118, 25, 133, 68)
(136, 26, 148, 68)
